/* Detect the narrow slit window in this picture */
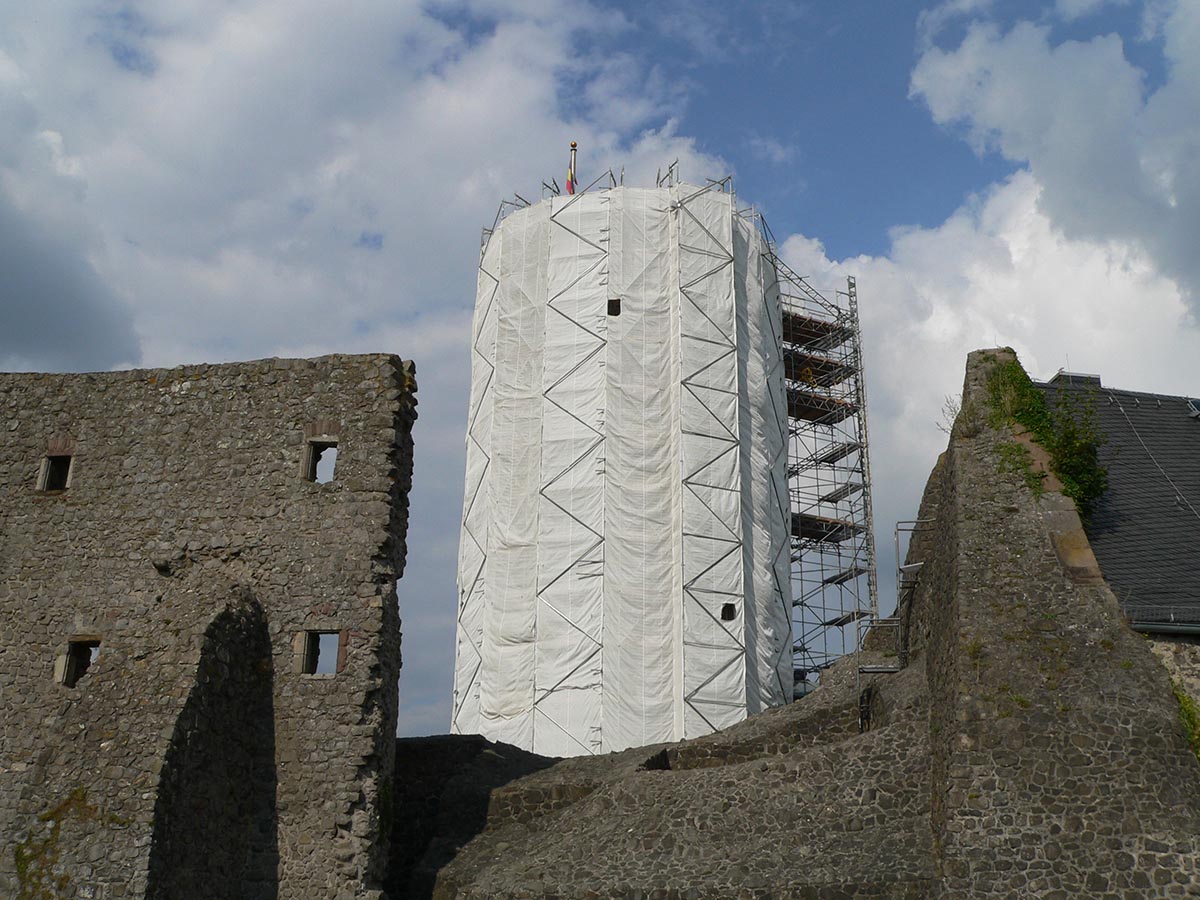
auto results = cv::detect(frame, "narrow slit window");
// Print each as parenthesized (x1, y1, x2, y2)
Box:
(62, 639, 100, 687)
(304, 441, 338, 484)
(40, 455, 73, 491)
(302, 631, 341, 675)
(720, 603, 737, 622)
(608, 297, 621, 316)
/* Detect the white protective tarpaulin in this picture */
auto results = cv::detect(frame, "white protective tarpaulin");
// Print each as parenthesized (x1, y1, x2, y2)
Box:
(453, 184, 791, 756)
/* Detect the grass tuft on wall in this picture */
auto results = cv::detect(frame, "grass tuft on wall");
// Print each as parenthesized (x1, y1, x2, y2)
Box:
(984, 355, 1107, 518)
(1175, 681, 1200, 765)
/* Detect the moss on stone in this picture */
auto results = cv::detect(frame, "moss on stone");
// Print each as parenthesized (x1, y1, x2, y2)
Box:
(984, 355, 1107, 518)
(1175, 681, 1200, 764)
(12, 787, 113, 900)
(995, 441, 1047, 497)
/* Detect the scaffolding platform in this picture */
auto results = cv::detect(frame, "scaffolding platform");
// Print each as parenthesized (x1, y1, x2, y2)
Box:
(791, 512, 864, 543)
(813, 441, 861, 465)
(820, 482, 863, 504)
(859, 663, 903, 674)
(787, 387, 858, 423)
(823, 565, 868, 585)
(783, 349, 854, 387)
(782, 309, 851, 350)
(821, 609, 870, 628)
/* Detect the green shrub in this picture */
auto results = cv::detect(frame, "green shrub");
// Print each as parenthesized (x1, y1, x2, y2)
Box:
(984, 356, 1107, 518)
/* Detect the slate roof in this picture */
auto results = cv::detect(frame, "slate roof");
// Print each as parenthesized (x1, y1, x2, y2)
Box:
(1039, 371, 1200, 630)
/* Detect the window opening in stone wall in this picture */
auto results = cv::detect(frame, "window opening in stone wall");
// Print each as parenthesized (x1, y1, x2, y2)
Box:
(40, 455, 73, 491)
(302, 631, 341, 675)
(608, 297, 621, 316)
(720, 603, 737, 622)
(304, 441, 338, 484)
(62, 639, 100, 687)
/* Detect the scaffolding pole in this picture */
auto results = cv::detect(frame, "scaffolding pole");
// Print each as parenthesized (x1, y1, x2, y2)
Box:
(771, 264, 878, 689)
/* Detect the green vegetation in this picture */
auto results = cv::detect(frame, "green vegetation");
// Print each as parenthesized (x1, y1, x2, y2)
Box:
(12, 788, 128, 900)
(984, 354, 1108, 518)
(1175, 681, 1200, 764)
(965, 636, 985, 678)
(995, 441, 1047, 497)
(14, 789, 91, 900)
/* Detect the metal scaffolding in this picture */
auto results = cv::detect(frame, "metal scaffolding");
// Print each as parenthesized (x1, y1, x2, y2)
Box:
(769, 256, 878, 689)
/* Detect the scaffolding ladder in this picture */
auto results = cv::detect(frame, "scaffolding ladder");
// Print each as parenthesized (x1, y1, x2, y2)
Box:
(858, 519, 931, 676)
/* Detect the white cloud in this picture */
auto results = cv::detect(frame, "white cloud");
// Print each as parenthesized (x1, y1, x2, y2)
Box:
(916, 0, 997, 50)
(911, 2, 1200, 314)
(5, 0, 1199, 739)
(0, 0, 724, 735)
(783, 170, 1198, 607)
(1054, 0, 1132, 22)
(746, 135, 797, 165)
(0, 187, 140, 372)
(1139, 0, 1175, 38)
(0, 41, 139, 371)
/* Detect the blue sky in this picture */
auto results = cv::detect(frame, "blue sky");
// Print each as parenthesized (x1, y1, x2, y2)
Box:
(2, 0, 1198, 735)
(578, 0, 1023, 257)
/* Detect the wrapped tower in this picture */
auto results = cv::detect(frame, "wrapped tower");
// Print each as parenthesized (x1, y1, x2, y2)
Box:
(454, 182, 793, 756)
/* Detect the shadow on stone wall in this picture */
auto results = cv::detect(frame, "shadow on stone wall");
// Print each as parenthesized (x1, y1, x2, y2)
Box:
(146, 597, 279, 899)
(385, 735, 556, 900)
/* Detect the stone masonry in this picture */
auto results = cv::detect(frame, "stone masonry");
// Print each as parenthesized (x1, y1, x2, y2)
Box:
(395, 349, 1200, 899)
(0, 354, 416, 899)
(1149, 635, 1200, 707)
(917, 349, 1200, 897)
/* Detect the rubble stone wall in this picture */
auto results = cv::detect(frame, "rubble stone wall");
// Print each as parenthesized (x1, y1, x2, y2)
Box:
(1148, 635, 1200, 710)
(403, 349, 1200, 900)
(0, 354, 416, 899)
(920, 349, 1200, 897)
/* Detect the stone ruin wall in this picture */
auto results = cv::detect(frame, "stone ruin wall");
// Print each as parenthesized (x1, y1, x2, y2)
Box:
(394, 348, 1200, 899)
(906, 349, 1200, 897)
(3, 344, 1198, 900)
(1148, 635, 1200, 712)
(0, 354, 416, 899)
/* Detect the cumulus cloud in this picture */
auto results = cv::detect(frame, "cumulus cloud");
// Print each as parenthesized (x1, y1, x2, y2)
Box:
(5, 0, 1198, 737)
(782, 170, 1197, 608)
(0, 189, 140, 372)
(911, 1, 1200, 314)
(0, 44, 140, 372)
(1054, 0, 1132, 21)
(0, 1, 719, 370)
(916, 0, 997, 51)
(0, 0, 725, 734)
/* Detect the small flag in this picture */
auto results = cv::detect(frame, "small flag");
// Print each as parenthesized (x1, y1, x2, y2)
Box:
(566, 141, 578, 195)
